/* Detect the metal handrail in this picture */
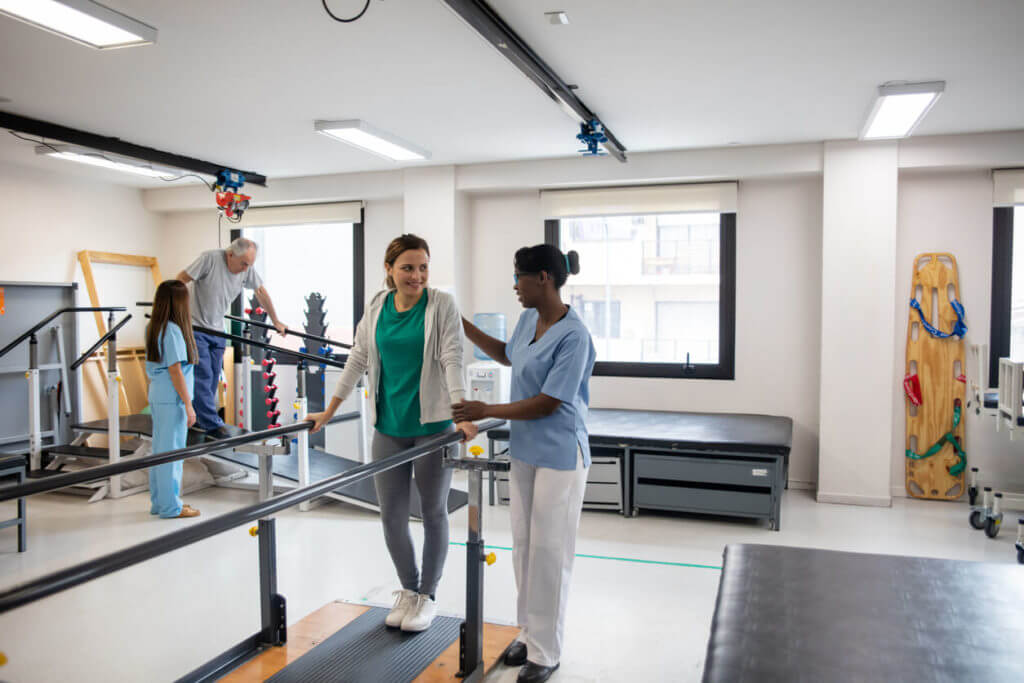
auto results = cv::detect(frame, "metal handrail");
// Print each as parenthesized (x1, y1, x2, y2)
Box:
(193, 323, 348, 370)
(0, 307, 127, 359)
(0, 419, 504, 614)
(224, 314, 353, 351)
(0, 422, 309, 503)
(70, 314, 133, 371)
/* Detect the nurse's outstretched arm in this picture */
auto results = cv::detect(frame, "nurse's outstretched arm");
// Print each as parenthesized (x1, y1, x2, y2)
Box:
(452, 393, 561, 422)
(461, 317, 510, 366)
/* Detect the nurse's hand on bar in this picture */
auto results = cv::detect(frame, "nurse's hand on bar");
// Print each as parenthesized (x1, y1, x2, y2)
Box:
(452, 400, 487, 422)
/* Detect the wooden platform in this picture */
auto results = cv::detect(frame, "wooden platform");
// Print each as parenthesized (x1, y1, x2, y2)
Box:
(220, 600, 520, 682)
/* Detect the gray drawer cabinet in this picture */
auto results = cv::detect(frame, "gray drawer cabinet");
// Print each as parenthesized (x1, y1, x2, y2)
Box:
(495, 447, 624, 513)
(633, 451, 783, 529)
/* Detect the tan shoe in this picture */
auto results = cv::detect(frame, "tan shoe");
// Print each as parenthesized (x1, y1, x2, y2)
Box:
(176, 505, 200, 518)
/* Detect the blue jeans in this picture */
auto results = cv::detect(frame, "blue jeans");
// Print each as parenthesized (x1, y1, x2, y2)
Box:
(192, 330, 226, 430)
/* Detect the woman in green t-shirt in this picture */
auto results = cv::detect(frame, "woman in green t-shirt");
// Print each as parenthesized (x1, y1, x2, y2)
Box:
(309, 234, 477, 633)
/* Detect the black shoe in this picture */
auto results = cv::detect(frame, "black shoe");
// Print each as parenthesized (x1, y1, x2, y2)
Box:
(504, 641, 528, 666)
(517, 661, 559, 683)
(205, 425, 234, 441)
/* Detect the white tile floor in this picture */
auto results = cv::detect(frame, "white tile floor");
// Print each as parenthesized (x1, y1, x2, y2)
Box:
(0, 477, 1020, 683)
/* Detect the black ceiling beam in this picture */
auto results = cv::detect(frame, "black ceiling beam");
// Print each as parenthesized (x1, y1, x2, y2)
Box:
(0, 110, 267, 186)
(441, 0, 627, 162)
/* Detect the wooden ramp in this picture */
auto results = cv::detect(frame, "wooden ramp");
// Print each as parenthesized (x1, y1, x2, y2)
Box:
(905, 252, 966, 500)
(220, 600, 519, 682)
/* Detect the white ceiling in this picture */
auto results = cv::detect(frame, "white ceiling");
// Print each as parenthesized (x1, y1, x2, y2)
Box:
(0, 0, 1022, 188)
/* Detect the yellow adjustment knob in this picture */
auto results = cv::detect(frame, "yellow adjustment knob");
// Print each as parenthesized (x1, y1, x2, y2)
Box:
(24, 371, 30, 379)
(248, 526, 259, 537)
(485, 552, 497, 566)
(0, 651, 7, 666)
(293, 402, 301, 410)
(469, 445, 484, 457)
(116, 376, 122, 383)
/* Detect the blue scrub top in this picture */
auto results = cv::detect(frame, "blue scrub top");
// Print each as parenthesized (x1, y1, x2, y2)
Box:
(145, 322, 194, 404)
(507, 307, 596, 470)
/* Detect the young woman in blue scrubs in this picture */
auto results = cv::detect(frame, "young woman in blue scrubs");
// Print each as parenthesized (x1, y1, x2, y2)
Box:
(145, 280, 200, 519)
(453, 245, 595, 683)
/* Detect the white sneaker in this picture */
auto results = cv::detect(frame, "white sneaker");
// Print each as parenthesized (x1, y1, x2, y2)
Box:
(401, 593, 437, 632)
(385, 589, 418, 628)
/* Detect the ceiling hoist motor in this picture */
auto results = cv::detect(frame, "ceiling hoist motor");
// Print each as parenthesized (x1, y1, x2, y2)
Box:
(213, 169, 250, 221)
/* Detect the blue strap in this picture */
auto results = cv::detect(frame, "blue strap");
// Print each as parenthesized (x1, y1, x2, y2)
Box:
(909, 297, 968, 338)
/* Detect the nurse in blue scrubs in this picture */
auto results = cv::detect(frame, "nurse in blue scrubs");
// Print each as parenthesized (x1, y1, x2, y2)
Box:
(453, 244, 595, 683)
(145, 280, 201, 519)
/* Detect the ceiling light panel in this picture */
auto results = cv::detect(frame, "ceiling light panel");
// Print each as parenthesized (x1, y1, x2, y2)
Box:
(315, 120, 430, 162)
(0, 0, 156, 49)
(36, 145, 179, 178)
(861, 81, 945, 140)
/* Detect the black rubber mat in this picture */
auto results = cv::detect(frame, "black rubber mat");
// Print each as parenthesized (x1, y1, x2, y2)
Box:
(267, 607, 461, 683)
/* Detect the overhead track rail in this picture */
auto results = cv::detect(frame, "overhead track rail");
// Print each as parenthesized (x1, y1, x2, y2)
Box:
(0, 111, 267, 186)
(440, 0, 627, 162)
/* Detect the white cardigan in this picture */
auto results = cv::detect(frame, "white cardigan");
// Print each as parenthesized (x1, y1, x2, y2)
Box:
(332, 287, 467, 425)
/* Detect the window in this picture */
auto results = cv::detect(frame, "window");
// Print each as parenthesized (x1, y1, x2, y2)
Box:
(547, 210, 736, 380)
(990, 205, 1023, 385)
(232, 213, 364, 355)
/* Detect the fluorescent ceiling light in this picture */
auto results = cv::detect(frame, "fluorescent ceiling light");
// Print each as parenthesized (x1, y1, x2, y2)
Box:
(861, 81, 945, 140)
(0, 0, 156, 49)
(36, 144, 178, 178)
(545, 11, 569, 25)
(315, 120, 430, 162)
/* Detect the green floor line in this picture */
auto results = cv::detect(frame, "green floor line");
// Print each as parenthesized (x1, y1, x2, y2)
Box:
(449, 542, 721, 571)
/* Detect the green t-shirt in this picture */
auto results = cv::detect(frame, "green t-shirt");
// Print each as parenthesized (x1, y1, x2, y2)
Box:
(375, 290, 453, 437)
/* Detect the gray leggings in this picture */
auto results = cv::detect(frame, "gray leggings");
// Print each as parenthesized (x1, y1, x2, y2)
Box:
(372, 427, 454, 596)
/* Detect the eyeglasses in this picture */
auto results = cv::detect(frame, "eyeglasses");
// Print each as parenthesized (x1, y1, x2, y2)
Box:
(513, 272, 539, 284)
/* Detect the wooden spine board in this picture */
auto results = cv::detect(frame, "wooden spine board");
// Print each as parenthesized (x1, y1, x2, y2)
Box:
(905, 252, 965, 500)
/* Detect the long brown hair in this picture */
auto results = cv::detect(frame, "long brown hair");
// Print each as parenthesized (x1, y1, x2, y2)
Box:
(384, 233, 431, 289)
(146, 280, 198, 365)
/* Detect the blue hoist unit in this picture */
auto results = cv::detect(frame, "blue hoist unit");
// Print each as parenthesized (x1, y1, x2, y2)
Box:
(577, 119, 608, 156)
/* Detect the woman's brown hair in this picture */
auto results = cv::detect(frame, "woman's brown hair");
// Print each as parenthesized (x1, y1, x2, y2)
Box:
(384, 233, 431, 289)
(146, 280, 198, 365)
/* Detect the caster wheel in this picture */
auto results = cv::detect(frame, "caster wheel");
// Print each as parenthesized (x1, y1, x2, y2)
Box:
(969, 510, 985, 529)
(984, 517, 1001, 539)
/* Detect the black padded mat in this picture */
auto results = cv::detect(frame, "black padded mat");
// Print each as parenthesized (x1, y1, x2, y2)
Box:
(73, 415, 236, 446)
(488, 409, 793, 454)
(215, 447, 469, 518)
(268, 606, 460, 683)
(703, 544, 1024, 683)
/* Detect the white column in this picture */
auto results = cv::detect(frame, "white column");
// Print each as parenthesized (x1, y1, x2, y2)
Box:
(403, 166, 457, 291)
(817, 140, 898, 507)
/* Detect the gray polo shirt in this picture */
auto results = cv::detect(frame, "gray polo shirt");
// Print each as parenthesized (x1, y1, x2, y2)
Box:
(185, 249, 263, 329)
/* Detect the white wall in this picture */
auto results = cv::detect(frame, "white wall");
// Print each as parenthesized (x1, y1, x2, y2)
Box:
(466, 180, 824, 486)
(891, 170, 1022, 494)
(0, 159, 161, 347)
(818, 141, 899, 506)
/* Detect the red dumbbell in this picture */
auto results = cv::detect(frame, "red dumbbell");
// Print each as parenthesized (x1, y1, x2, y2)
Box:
(269, 423, 280, 429)
(263, 371, 276, 381)
(265, 397, 279, 407)
(261, 358, 276, 367)
(267, 410, 280, 419)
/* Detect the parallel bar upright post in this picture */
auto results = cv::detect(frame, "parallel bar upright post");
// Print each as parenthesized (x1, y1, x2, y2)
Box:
(106, 312, 121, 498)
(27, 334, 41, 472)
(460, 447, 485, 681)
(296, 361, 311, 512)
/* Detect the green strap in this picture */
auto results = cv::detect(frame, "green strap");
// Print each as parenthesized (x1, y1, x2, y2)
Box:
(905, 405, 966, 476)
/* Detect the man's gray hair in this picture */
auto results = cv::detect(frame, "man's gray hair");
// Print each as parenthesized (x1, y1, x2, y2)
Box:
(227, 237, 258, 257)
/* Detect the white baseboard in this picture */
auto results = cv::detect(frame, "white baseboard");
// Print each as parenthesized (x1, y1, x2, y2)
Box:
(787, 480, 815, 491)
(816, 491, 892, 507)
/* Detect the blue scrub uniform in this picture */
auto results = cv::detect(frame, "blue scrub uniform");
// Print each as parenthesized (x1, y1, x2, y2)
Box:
(145, 322, 195, 518)
(504, 306, 595, 667)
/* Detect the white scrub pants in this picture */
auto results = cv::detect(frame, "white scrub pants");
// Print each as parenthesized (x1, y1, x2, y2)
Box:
(509, 446, 588, 667)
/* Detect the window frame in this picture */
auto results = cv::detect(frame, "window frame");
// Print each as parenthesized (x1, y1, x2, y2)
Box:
(229, 206, 365, 361)
(546, 212, 736, 380)
(989, 206, 1015, 387)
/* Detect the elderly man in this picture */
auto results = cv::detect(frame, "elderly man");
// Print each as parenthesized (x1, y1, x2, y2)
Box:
(177, 237, 287, 437)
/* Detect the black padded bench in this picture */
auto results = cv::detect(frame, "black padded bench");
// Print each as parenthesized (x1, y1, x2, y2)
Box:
(703, 544, 1024, 682)
(0, 453, 27, 552)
